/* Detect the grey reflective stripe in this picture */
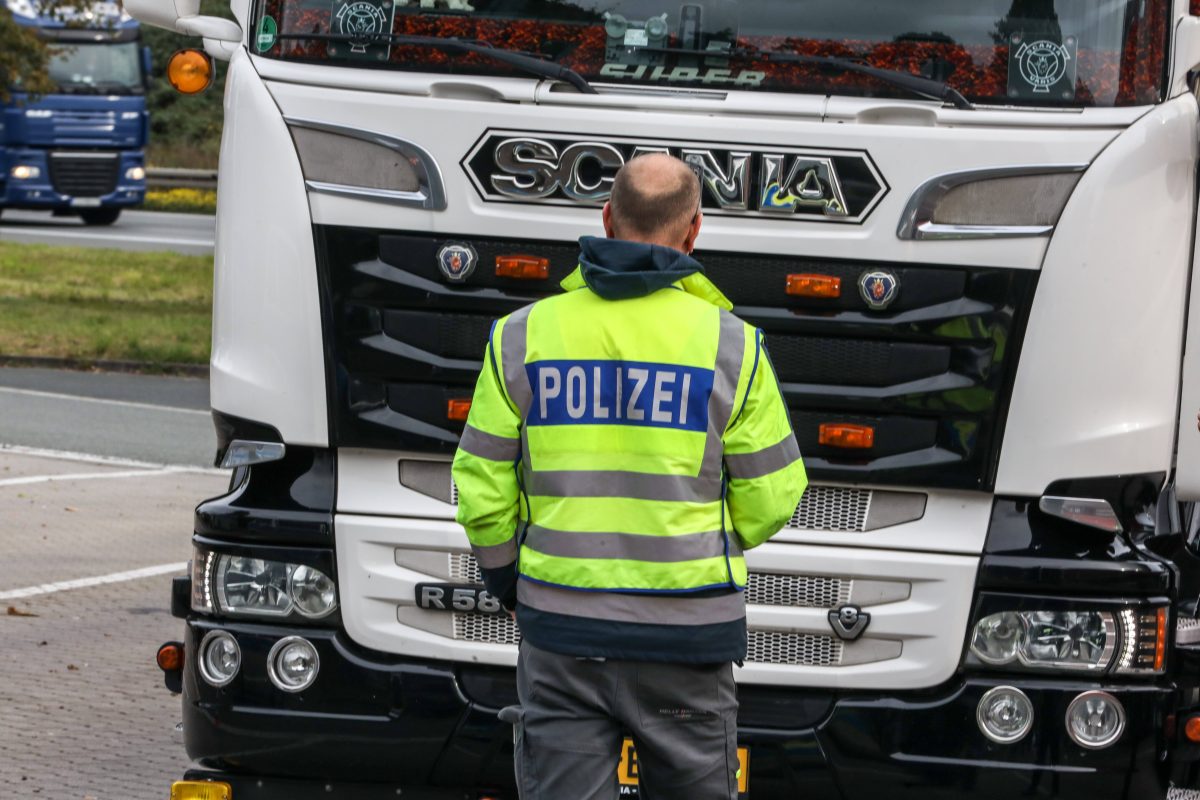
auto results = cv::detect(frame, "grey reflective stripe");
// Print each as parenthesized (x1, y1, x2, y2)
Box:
(458, 424, 520, 462)
(724, 435, 802, 480)
(518, 579, 746, 625)
(500, 305, 534, 416)
(523, 525, 728, 562)
(700, 311, 746, 478)
(525, 470, 722, 503)
(473, 538, 518, 569)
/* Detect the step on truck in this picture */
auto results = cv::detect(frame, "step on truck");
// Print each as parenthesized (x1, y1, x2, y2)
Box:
(129, 0, 1200, 797)
(1, 0, 148, 225)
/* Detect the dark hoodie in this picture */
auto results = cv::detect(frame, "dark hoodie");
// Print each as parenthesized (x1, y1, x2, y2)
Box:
(575, 235, 706, 300)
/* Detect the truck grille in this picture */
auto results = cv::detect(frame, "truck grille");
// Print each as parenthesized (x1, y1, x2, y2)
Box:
(317, 227, 1036, 490)
(447, 553, 855, 666)
(48, 153, 119, 197)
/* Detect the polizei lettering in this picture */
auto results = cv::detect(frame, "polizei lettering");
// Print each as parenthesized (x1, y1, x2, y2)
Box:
(463, 130, 888, 223)
(525, 360, 713, 432)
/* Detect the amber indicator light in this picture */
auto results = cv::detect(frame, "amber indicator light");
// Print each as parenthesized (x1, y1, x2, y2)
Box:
(496, 255, 550, 280)
(786, 273, 841, 299)
(156, 643, 184, 672)
(819, 423, 875, 449)
(1185, 716, 1200, 744)
(1156, 607, 1168, 672)
(167, 49, 214, 95)
(447, 399, 472, 421)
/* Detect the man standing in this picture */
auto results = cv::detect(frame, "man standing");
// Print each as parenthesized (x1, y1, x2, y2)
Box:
(452, 153, 807, 799)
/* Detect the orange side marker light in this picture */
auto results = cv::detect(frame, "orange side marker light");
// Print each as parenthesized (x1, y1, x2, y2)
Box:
(496, 255, 550, 280)
(167, 49, 214, 95)
(157, 642, 184, 672)
(819, 423, 875, 450)
(786, 273, 841, 299)
(447, 399, 472, 422)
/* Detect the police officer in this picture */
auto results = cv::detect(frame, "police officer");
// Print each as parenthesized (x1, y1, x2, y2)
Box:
(452, 153, 807, 799)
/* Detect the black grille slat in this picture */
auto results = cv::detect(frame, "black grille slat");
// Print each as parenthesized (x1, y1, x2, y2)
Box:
(319, 227, 1036, 489)
(47, 153, 119, 197)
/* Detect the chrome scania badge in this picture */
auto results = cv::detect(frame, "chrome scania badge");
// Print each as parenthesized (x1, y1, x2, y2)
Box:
(858, 270, 899, 310)
(437, 243, 477, 283)
(828, 604, 870, 642)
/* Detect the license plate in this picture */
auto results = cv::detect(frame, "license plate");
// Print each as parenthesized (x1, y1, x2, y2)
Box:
(618, 738, 748, 797)
(70, 197, 102, 207)
(414, 583, 504, 614)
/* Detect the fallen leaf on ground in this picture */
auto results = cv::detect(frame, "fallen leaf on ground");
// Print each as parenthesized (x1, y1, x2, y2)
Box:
(6, 606, 37, 617)
(67, 664, 79, 671)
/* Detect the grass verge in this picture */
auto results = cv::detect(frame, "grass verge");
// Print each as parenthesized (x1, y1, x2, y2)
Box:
(0, 242, 212, 366)
(142, 188, 218, 215)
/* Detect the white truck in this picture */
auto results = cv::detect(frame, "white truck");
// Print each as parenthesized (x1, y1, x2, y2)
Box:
(130, 0, 1200, 797)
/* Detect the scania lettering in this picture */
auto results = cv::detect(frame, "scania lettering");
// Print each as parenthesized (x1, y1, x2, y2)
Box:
(127, 0, 1200, 796)
(1, 0, 149, 225)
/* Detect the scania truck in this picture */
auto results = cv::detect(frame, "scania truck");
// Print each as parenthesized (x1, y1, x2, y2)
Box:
(130, 0, 1200, 797)
(1, 0, 148, 225)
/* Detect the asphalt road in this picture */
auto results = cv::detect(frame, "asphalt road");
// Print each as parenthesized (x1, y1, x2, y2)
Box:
(0, 209, 215, 255)
(0, 367, 215, 468)
(0, 366, 229, 799)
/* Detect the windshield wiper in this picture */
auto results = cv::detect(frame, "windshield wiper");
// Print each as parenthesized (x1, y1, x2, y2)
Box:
(276, 33, 598, 94)
(635, 44, 973, 110)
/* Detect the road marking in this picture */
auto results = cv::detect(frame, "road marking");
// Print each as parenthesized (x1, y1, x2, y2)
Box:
(0, 228, 213, 248)
(0, 467, 186, 487)
(0, 444, 225, 475)
(0, 385, 210, 416)
(0, 562, 188, 601)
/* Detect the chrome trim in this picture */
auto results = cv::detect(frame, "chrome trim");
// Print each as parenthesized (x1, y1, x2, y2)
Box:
(976, 686, 1034, 744)
(266, 635, 320, 693)
(49, 151, 119, 159)
(896, 163, 1087, 240)
(197, 630, 241, 688)
(284, 116, 447, 211)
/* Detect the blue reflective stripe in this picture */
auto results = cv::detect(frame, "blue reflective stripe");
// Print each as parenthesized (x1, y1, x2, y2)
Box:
(525, 359, 713, 432)
(728, 329, 763, 430)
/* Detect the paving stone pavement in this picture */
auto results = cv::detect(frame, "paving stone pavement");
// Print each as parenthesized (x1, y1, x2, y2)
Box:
(1, 451, 230, 800)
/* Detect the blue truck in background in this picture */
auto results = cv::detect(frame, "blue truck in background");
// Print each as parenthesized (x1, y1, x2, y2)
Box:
(1, 0, 149, 226)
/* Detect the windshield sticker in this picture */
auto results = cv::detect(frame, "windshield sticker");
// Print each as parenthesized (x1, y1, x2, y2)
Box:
(329, 0, 395, 61)
(255, 15, 278, 53)
(1008, 34, 1077, 101)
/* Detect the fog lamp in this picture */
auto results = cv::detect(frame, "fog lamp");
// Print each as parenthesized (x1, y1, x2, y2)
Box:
(1066, 691, 1125, 749)
(124, 165, 146, 181)
(268, 636, 319, 693)
(198, 630, 240, 687)
(11, 165, 40, 180)
(288, 564, 338, 619)
(977, 685, 1034, 744)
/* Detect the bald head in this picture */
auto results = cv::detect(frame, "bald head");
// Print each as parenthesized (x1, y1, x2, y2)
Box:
(603, 153, 703, 252)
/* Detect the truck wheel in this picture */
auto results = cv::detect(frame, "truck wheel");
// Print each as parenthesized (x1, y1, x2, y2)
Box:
(79, 208, 121, 226)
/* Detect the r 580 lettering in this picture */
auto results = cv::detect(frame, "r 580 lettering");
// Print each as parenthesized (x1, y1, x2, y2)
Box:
(415, 583, 503, 614)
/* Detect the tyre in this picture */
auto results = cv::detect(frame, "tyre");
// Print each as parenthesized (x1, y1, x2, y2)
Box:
(79, 208, 121, 226)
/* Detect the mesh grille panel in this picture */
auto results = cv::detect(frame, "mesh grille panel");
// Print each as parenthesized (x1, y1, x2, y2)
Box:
(453, 612, 522, 645)
(450, 552, 481, 583)
(790, 485, 872, 532)
(745, 573, 848, 608)
(747, 631, 842, 666)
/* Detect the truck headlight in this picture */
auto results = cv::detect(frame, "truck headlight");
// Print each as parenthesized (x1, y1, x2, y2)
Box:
(11, 165, 40, 180)
(968, 606, 1164, 674)
(192, 548, 338, 620)
(124, 166, 146, 181)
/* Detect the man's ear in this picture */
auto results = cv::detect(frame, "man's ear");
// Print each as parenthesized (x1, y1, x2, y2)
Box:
(602, 202, 617, 239)
(682, 212, 703, 254)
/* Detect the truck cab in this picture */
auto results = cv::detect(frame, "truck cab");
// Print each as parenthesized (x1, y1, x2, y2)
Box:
(130, 0, 1200, 797)
(1, 0, 148, 225)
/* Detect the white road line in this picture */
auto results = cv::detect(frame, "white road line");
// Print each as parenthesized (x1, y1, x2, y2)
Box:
(0, 443, 225, 475)
(0, 385, 210, 416)
(0, 228, 213, 248)
(0, 562, 188, 601)
(0, 467, 185, 487)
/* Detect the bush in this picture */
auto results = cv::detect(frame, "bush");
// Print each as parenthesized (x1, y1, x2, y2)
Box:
(143, 188, 217, 214)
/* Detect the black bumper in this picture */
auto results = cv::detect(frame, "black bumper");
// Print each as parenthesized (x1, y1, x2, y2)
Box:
(179, 619, 1176, 800)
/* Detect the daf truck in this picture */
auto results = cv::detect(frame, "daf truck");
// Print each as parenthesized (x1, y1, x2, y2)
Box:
(130, 0, 1200, 797)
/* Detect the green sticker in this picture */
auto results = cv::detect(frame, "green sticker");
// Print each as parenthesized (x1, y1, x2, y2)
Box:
(256, 15, 278, 52)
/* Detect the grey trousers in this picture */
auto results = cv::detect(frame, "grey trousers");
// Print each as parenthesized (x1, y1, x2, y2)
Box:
(510, 641, 740, 800)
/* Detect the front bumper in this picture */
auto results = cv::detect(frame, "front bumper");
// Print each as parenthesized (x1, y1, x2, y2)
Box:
(1, 148, 145, 209)
(180, 619, 1176, 800)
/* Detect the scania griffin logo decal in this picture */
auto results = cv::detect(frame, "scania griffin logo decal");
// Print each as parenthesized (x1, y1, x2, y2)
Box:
(463, 131, 888, 224)
(858, 270, 899, 310)
(437, 243, 477, 282)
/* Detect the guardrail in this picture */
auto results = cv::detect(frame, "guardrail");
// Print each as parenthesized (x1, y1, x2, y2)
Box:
(146, 167, 218, 190)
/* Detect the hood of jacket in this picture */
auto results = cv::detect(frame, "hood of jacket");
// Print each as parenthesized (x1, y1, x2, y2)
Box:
(560, 236, 732, 310)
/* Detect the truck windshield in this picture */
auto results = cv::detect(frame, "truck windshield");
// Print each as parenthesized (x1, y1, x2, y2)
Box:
(47, 42, 144, 94)
(254, 0, 1169, 107)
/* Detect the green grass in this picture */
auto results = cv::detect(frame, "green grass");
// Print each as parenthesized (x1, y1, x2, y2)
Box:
(0, 242, 212, 366)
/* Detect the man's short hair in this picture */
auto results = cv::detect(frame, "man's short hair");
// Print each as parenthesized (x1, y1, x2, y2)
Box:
(608, 154, 701, 240)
